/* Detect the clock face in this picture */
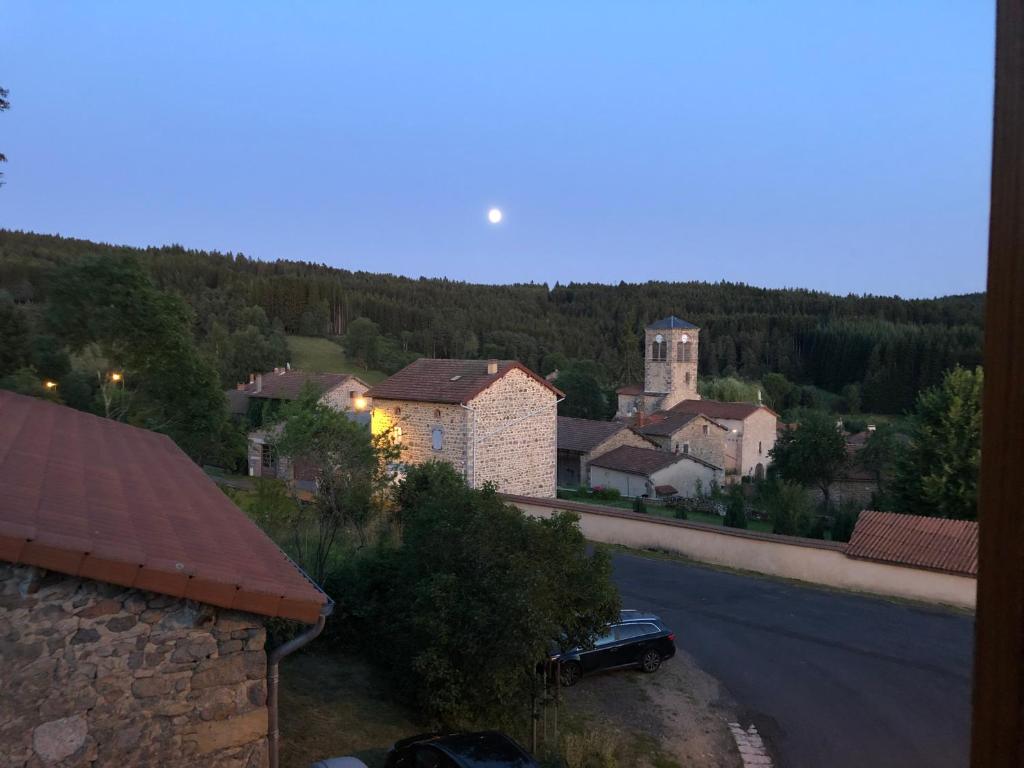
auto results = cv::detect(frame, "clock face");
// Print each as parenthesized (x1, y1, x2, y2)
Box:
(681, 334, 690, 343)
(654, 334, 664, 343)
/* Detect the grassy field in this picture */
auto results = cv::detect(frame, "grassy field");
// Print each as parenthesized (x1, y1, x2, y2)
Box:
(285, 335, 388, 384)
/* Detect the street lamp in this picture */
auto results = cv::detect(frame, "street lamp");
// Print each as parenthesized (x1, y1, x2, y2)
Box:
(43, 380, 58, 390)
(110, 372, 123, 382)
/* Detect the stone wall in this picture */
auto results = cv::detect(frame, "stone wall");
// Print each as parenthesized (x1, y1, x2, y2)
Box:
(739, 409, 777, 478)
(643, 327, 699, 410)
(581, 428, 654, 486)
(642, 415, 726, 468)
(0, 563, 269, 768)
(321, 381, 369, 413)
(470, 369, 558, 498)
(372, 400, 469, 478)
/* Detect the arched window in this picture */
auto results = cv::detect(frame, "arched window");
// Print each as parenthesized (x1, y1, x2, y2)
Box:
(678, 340, 692, 362)
(651, 341, 667, 361)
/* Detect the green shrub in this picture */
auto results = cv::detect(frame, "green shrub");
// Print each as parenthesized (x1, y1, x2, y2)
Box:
(723, 489, 748, 529)
(590, 486, 621, 501)
(632, 496, 647, 514)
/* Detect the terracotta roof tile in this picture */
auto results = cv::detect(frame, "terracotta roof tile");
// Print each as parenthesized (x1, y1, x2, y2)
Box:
(366, 358, 561, 404)
(669, 398, 777, 421)
(844, 510, 978, 576)
(557, 417, 628, 454)
(0, 391, 328, 623)
(242, 370, 365, 401)
(589, 446, 687, 476)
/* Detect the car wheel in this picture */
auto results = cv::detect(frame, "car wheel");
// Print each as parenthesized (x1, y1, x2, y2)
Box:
(559, 662, 582, 687)
(640, 649, 662, 673)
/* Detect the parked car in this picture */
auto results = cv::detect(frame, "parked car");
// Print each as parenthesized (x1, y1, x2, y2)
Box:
(385, 731, 540, 768)
(550, 610, 676, 686)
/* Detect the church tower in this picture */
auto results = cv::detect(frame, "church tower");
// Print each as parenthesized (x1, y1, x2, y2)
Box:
(644, 316, 700, 411)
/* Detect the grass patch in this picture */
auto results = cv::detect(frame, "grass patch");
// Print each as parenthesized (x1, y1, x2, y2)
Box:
(279, 650, 424, 768)
(285, 335, 388, 384)
(557, 489, 773, 533)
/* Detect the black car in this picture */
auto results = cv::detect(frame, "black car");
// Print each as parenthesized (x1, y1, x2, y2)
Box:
(551, 610, 676, 686)
(385, 731, 540, 768)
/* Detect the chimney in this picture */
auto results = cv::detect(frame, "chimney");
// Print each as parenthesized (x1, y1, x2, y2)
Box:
(487, 360, 498, 375)
(249, 373, 255, 384)
(255, 373, 263, 393)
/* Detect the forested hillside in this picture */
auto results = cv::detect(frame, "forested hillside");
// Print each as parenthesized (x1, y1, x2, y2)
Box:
(0, 229, 983, 413)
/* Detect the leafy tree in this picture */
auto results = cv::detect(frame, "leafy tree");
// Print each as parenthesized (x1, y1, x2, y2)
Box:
(840, 383, 862, 414)
(856, 423, 899, 506)
(272, 386, 399, 582)
(46, 255, 233, 463)
(769, 410, 848, 508)
(765, 480, 814, 536)
(723, 486, 748, 529)
(343, 317, 382, 369)
(891, 366, 982, 519)
(555, 365, 611, 420)
(0, 293, 30, 374)
(761, 372, 796, 411)
(29, 335, 71, 381)
(335, 462, 620, 725)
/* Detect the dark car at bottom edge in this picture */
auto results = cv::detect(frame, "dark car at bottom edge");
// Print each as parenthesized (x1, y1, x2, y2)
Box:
(385, 731, 540, 768)
(550, 609, 676, 686)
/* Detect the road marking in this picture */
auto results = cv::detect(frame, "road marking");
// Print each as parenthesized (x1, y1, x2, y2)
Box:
(728, 722, 773, 767)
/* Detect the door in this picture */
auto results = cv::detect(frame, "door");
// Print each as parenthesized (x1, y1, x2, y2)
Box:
(579, 627, 618, 673)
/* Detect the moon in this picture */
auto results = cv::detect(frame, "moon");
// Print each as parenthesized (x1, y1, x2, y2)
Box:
(487, 207, 503, 224)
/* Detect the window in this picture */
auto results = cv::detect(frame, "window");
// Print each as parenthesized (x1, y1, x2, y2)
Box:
(592, 629, 616, 647)
(678, 340, 692, 362)
(434, 408, 441, 418)
(394, 426, 403, 441)
(759, 441, 763, 455)
(702, 424, 709, 436)
(431, 426, 443, 451)
(682, 442, 690, 455)
(615, 623, 658, 641)
(651, 340, 667, 361)
(685, 371, 691, 386)
(394, 407, 402, 416)
(260, 444, 274, 469)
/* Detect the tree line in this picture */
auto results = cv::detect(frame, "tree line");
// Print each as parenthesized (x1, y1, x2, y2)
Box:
(0, 228, 983, 413)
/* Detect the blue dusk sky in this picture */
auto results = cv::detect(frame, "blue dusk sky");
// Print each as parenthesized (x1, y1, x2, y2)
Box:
(0, 2, 995, 298)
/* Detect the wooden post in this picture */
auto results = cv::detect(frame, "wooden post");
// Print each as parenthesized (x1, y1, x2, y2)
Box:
(971, 1, 1024, 765)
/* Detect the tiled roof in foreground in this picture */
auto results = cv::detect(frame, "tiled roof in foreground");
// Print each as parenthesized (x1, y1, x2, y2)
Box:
(845, 510, 978, 577)
(0, 391, 328, 623)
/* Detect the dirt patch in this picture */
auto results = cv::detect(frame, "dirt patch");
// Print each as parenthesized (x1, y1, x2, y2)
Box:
(560, 648, 741, 768)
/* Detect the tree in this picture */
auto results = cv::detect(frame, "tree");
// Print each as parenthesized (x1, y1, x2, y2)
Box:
(769, 410, 848, 508)
(765, 480, 814, 536)
(761, 372, 796, 412)
(856, 423, 899, 507)
(272, 386, 399, 582)
(46, 255, 234, 463)
(891, 366, 982, 519)
(0, 293, 30, 374)
(343, 317, 382, 369)
(555, 365, 610, 420)
(723, 486, 748, 529)
(336, 462, 620, 725)
(0, 86, 8, 186)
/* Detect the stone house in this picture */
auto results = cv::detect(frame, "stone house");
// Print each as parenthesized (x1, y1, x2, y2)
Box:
(616, 316, 700, 418)
(588, 445, 723, 499)
(632, 411, 727, 468)
(0, 391, 330, 768)
(366, 358, 562, 498)
(556, 416, 654, 488)
(242, 370, 371, 482)
(666, 400, 778, 479)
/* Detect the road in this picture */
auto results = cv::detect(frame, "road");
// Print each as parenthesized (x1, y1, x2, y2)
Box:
(611, 551, 974, 768)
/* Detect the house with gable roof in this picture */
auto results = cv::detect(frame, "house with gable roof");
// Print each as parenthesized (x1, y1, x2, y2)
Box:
(0, 390, 329, 767)
(366, 358, 562, 498)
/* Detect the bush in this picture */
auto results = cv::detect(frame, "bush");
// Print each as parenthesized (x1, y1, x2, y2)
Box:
(632, 496, 647, 514)
(723, 488, 748, 529)
(765, 480, 814, 536)
(589, 486, 621, 501)
(830, 503, 862, 543)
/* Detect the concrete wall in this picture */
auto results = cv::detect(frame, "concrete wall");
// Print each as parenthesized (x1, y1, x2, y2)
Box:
(589, 467, 651, 498)
(506, 496, 976, 609)
(590, 458, 721, 499)
(471, 369, 558, 498)
(0, 563, 269, 767)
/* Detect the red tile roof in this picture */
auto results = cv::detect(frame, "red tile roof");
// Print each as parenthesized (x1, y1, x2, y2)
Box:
(241, 370, 365, 401)
(844, 510, 978, 576)
(366, 358, 562, 404)
(557, 417, 630, 454)
(634, 411, 726, 437)
(0, 391, 329, 623)
(587, 445, 721, 476)
(669, 398, 778, 421)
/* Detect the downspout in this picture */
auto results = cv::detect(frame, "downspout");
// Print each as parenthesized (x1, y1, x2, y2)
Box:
(460, 402, 475, 488)
(267, 599, 335, 768)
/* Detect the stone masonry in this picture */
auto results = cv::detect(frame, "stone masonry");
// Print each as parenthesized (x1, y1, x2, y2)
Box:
(0, 563, 269, 768)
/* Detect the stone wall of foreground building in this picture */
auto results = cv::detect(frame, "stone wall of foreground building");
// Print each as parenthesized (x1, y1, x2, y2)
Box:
(0, 563, 269, 768)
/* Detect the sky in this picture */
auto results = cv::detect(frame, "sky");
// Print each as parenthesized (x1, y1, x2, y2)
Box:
(0, 2, 995, 298)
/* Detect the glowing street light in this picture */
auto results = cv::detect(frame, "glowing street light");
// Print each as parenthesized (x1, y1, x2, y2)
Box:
(43, 380, 58, 390)
(110, 372, 123, 382)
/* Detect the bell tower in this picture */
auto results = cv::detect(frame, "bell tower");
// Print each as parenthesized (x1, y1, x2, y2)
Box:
(644, 316, 700, 411)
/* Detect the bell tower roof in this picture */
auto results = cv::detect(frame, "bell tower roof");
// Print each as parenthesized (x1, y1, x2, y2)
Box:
(646, 315, 699, 330)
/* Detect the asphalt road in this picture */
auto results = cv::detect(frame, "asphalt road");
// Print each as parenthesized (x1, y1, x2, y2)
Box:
(611, 551, 974, 768)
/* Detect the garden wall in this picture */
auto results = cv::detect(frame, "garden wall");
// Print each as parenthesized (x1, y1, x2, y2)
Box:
(505, 495, 976, 609)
